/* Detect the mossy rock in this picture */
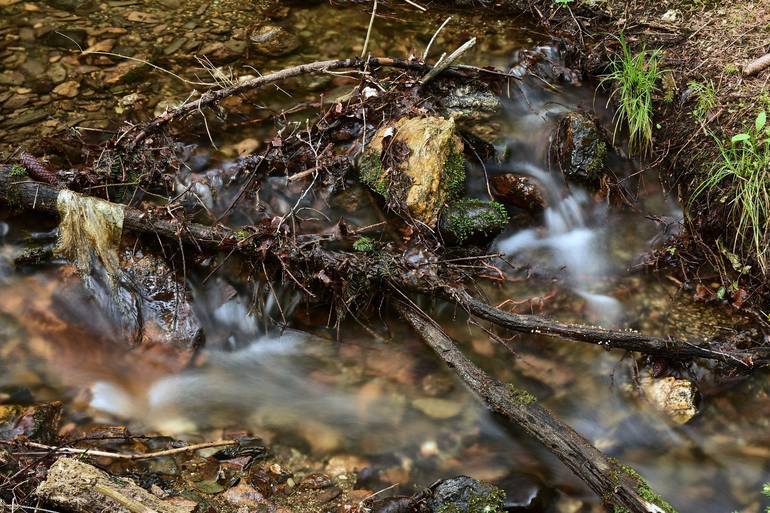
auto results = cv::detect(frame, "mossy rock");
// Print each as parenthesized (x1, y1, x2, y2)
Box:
(439, 199, 510, 245)
(554, 112, 608, 183)
(428, 476, 506, 513)
(359, 116, 465, 229)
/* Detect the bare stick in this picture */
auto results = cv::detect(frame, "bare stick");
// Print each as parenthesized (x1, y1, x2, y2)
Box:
(403, 0, 427, 11)
(421, 38, 476, 84)
(395, 301, 676, 513)
(423, 16, 452, 61)
(11, 439, 236, 460)
(744, 52, 770, 76)
(361, 0, 378, 59)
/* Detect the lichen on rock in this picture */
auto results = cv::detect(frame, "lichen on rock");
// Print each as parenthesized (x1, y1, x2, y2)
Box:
(359, 116, 466, 228)
(428, 476, 506, 513)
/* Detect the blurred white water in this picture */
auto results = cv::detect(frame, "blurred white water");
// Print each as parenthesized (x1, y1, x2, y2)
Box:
(496, 163, 623, 326)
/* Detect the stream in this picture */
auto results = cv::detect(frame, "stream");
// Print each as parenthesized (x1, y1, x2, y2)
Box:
(1, 2, 769, 512)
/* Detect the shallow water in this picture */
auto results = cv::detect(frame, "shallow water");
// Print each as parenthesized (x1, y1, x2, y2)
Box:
(1, 2, 769, 512)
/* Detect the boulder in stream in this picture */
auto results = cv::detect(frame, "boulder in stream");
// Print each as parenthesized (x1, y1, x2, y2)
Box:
(552, 112, 608, 183)
(360, 116, 465, 229)
(490, 174, 546, 211)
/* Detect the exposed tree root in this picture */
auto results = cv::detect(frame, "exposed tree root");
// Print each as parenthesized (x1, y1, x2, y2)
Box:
(395, 300, 676, 513)
(1, 169, 767, 369)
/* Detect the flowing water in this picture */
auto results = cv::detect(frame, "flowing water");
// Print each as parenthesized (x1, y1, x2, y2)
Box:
(1, 2, 769, 512)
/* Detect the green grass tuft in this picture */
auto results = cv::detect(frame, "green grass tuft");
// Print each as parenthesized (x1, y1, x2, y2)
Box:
(688, 79, 717, 120)
(352, 236, 376, 252)
(691, 110, 770, 273)
(600, 35, 661, 156)
(9, 164, 27, 177)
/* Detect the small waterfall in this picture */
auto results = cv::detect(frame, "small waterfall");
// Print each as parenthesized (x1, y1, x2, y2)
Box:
(496, 163, 622, 326)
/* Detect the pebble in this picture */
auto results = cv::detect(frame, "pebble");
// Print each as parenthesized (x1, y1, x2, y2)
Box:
(51, 80, 79, 97)
(412, 397, 463, 419)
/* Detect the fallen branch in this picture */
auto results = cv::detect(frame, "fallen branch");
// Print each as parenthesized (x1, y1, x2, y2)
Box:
(744, 52, 770, 76)
(395, 301, 676, 513)
(442, 287, 761, 367)
(7, 439, 236, 460)
(121, 57, 437, 150)
(0, 170, 765, 368)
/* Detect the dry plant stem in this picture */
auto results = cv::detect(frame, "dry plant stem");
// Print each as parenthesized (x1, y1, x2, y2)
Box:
(395, 302, 669, 513)
(13, 440, 236, 460)
(124, 57, 435, 149)
(361, 0, 378, 59)
(0, 171, 765, 367)
(421, 37, 476, 84)
(744, 52, 770, 76)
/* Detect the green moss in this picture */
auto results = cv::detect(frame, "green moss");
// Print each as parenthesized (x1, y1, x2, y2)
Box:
(353, 236, 375, 252)
(359, 152, 389, 199)
(442, 144, 466, 201)
(619, 465, 678, 513)
(588, 141, 608, 177)
(436, 486, 506, 513)
(506, 383, 536, 405)
(9, 164, 27, 177)
(613, 506, 631, 513)
(444, 199, 509, 244)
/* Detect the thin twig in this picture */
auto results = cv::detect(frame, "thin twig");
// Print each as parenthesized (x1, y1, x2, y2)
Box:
(423, 16, 452, 61)
(7, 440, 237, 460)
(361, 0, 378, 59)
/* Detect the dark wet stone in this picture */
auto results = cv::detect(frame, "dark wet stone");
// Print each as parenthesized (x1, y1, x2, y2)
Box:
(0, 402, 62, 443)
(553, 112, 607, 183)
(442, 83, 502, 118)
(490, 174, 545, 211)
(41, 29, 88, 49)
(427, 476, 505, 513)
(3, 108, 49, 129)
(493, 472, 551, 512)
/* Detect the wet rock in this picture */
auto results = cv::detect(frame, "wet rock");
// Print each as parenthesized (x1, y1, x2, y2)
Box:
(42, 29, 87, 49)
(490, 174, 545, 211)
(641, 376, 699, 424)
(0, 71, 25, 87)
(439, 198, 510, 245)
(249, 25, 301, 56)
(553, 112, 607, 183)
(52, 80, 80, 98)
(199, 40, 247, 63)
(36, 458, 190, 513)
(300, 472, 333, 490)
(0, 402, 62, 443)
(412, 397, 463, 419)
(427, 476, 506, 513)
(223, 481, 273, 510)
(493, 472, 551, 512)
(360, 116, 465, 228)
(442, 83, 502, 118)
(324, 455, 368, 478)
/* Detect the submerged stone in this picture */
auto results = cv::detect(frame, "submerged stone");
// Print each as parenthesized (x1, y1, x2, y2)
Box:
(439, 198, 510, 245)
(553, 112, 607, 183)
(641, 376, 699, 424)
(360, 116, 465, 229)
(428, 476, 506, 513)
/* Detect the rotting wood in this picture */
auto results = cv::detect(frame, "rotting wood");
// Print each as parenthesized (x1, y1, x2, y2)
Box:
(0, 170, 766, 368)
(394, 301, 676, 513)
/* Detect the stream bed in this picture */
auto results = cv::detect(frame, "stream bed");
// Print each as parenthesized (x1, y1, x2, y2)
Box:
(1, 2, 769, 513)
